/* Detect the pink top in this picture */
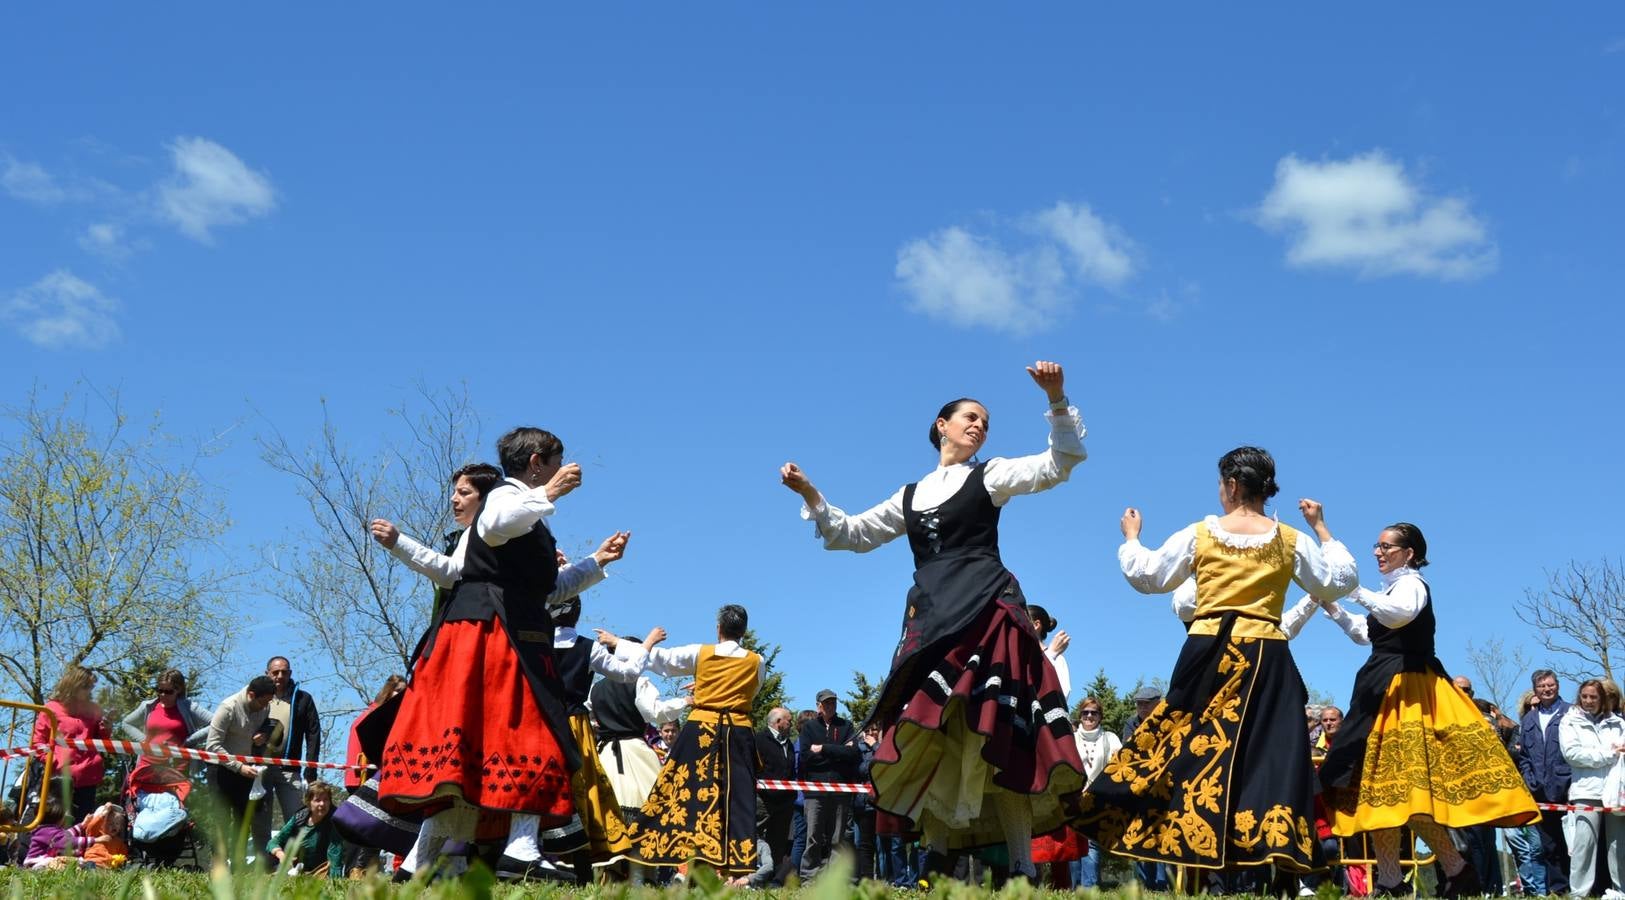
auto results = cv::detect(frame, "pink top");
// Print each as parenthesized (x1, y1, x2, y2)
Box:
(32, 700, 111, 789)
(131, 701, 187, 789)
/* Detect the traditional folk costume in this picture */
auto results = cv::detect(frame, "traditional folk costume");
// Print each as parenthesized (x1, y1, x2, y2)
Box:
(801, 404, 1088, 873)
(1317, 568, 1536, 865)
(548, 624, 648, 863)
(361, 477, 600, 866)
(1031, 637, 1088, 878)
(1075, 516, 1358, 873)
(590, 669, 688, 821)
(625, 640, 763, 876)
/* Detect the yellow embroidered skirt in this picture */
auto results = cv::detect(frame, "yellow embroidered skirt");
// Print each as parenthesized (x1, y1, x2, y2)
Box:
(1325, 672, 1538, 835)
(562, 711, 634, 863)
(1075, 615, 1323, 872)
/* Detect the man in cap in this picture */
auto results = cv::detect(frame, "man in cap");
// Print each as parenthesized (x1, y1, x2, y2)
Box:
(798, 688, 860, 880)
(1121, 685, 1162, 742)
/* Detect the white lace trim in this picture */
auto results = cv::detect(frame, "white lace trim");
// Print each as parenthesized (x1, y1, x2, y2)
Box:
(1201, 514, 1280, 548)
(1380, 566, 1422, 590)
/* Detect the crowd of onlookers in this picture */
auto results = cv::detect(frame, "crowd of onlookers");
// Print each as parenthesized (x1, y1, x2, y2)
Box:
(7, 660, 1625, 895)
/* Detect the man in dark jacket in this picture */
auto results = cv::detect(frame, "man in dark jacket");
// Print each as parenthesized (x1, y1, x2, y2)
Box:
(798, 689, 860, 880)
(1517, 668, 1571, 894)
(254, 655, 322, 859)
(755, 707, 796, 884)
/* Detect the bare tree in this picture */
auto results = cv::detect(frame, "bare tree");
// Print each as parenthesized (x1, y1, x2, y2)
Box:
(1464, 635, 1534, 714)
(257, 385, 482, 713)
(1514, 559, 1624, 684)
(0, 386, 237, 743)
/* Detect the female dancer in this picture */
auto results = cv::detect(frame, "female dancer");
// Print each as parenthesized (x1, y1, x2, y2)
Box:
(1317, 522, 1537, 897)
(780, 360, 1087, 881)
(1075, 447, 1358, 876)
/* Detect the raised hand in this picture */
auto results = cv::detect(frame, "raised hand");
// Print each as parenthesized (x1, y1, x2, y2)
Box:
(1299, 498, 1333, 542)
(369, 518, 400, 549)
(1121, 507, 1143, 541)
(1048, 630, 1071, 656)
(545, 463, 583, 502)
(594, 531, 632, 567)
(1025, 360, 1066, 403)
(644, 625, 667, 648)
(593, 628, 620, 651)
(780, 462, 819, 504)
(555, 549, 569, 569)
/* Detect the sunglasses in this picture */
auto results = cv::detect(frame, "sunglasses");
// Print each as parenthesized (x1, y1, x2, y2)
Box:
(155, 688, 177, 696)
(1078, 710, 1102, 718)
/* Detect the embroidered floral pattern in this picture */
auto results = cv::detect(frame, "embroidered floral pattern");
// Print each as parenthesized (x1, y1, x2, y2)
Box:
(1335, 719, 1529, 813)
(626, 720, 758, 875)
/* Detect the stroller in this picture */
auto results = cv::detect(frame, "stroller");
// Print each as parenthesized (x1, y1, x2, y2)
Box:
(121, 754, 201, 869)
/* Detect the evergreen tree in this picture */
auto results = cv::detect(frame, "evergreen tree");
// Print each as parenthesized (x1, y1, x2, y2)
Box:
(845, 671, 882, 724)
(739, 627, 789, 726)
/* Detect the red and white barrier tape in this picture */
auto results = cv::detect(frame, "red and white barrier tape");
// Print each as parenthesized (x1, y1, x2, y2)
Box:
(1537, 801, 1625, 813)
(755, 778, 873, 794)
(54, 737, 368, 773)
(0, 744, 45, 762)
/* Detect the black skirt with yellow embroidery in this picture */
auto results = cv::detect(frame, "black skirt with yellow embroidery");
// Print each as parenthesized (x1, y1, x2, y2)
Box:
(1074, 614, 1323, 873)
(624, 712, 758, 875)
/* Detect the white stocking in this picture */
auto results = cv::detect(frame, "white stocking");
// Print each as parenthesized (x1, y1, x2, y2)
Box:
(504, 813, 542, 862)
(993, 792, 1035, 878)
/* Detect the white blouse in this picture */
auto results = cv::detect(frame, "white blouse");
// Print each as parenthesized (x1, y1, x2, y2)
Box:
(554, 626, 648, 683)
(1336, 567, 1430, 632)
(644, 639, 767, 685)
(1045, 646, 1072, 701)
(1170, 577, 1360, 641)
(1119, 515, 1358, 599)
(607, 640, 691, 723)
(386, 528, 607, 600)
(802, 406, 1086, 553)
(479, 477, 557, 546)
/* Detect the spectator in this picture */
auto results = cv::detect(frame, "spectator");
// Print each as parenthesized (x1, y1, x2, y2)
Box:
(1315, 706, 1343, 753)
(1455, 675, 1475, 698)
(657, 720, 680, 760)
(789, 708, 817, 873)
(1120, 685, 1167, 892)
(1558, 678, 1625, 897)
(267, 781, 344, 878)
(1505, 689, 1545, 896)
(118, 668, 209, 749)
(1517, 668, 1572, 894)
(1306, 704, 1325, 748)
(754, 706, 796, 884)
(22, 792, 111, 868)
(798, 688, 859, 880)
(30, 665, 112, 820)
(1069, 697, 1122, 889)
(852, 722, 881, 881)
(254, 656, 322, 859)
(207, 674, 276, 868)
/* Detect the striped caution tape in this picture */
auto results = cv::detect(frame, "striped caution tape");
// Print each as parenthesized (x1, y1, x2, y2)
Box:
(0, 744, 45, 762)
(1536, 801, 1625, 813)
(755, 778, 873, 794)
(53, 737, 370, 773)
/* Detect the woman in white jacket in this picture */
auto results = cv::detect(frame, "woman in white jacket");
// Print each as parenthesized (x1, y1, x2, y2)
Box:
(1558, 678, 1625, 897)
(1070, 697, 1123, 889)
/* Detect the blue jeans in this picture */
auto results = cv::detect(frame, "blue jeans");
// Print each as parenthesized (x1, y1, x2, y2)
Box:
(1506, 824, 1546, 895)
(1069, 844, 1102, 887)
(789, 804, 807, 873)
(877, 836, 916, 885)
(1136, 860, 1169, 891)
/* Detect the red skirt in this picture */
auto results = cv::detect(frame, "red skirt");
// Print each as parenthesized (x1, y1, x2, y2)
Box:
(1032, 826, 1087, 863)
(376, 618, 575, 823)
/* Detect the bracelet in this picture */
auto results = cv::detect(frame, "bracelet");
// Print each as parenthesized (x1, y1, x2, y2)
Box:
(1048, 395, 1070, 411)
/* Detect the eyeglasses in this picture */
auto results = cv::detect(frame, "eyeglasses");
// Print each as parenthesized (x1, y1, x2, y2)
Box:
(1373, 542, 1405, 552)
(155, 688, 176, 696)
(1078, 710, 1101, 718)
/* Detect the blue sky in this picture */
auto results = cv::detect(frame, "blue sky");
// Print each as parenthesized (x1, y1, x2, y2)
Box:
(4, 6, 1624, 739)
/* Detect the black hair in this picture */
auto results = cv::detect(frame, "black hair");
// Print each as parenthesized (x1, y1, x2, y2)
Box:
(451, 462, 504, 497)
(1217, 446, 1279, 502)
(497, 427, 564, 478)
(266, 656, 289, 672)
(1382, 522, 1430, 568)
(552, 597, 582, 628)
(1027, 604, 1057, 640)
(1532, 669, 1557, 688)
(929, 398, 983, 450)
(717, 604, 748, 640)
(247, 675, 276, 697)
(41, 791, 65, 827)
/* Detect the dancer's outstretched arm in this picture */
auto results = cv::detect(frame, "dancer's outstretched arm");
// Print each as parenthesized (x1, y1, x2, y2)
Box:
(1118, 508, 1197, 594)
(781, 462, 906, 552)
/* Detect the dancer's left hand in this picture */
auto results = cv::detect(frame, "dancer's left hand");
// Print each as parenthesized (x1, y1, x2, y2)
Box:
(1120, 507, 1143, 540)
(1025, 360, 1066, 403)
(1048, 630, 1071, 656)
(593, 531, 632, 567)
(1299, 499, 1324, 528)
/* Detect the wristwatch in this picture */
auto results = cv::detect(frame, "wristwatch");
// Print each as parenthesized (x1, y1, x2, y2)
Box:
(1048, 395, 1070, 411)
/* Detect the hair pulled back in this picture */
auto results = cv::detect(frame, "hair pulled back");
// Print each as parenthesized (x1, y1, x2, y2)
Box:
(1383, 522, 1429, 568)
(497, 427, 564, 478)
(1217, 446, 1279, 502)
(929, 398, 982, 450)
(451, 462, 504, 496)
(1028, 604, 1057, 640)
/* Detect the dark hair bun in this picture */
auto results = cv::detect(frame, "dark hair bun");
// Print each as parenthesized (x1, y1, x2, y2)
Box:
(1218, 446, 1279, 503)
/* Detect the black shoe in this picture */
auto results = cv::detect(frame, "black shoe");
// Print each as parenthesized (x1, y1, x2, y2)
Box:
(1372, 879, 1412, 897)
(1440, 863, 1483, 899)
(390, 867, 413, 884)
(496, 854, 577, 883)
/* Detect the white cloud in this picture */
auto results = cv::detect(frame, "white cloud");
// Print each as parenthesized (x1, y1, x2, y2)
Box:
(1605, 37, 1625, 54)
(79, 222, 138, 261)
(1255, 151, 1496, 280)
(157, 137, 276, 242)
(895, 201, 1137, 335)
(3, 157, 68, 205)
(2, 270, 122, 350)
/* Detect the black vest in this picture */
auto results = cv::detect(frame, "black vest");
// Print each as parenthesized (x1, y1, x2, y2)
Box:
(903, 463, 1002, 568)
(1367, 578, 1437, 664)
(557, 636, 594, 715)
(590, 677, 645, 742)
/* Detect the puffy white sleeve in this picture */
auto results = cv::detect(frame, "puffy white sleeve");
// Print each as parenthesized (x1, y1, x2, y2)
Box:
(1349, 577, 1428, 629)
(1291, 536, 1359, 599)
(477, 482, 555, 546)
(1279, 595, 1319, 639)
(1170, 578, 1197, 623)
(635, 676, 691, 725)
(590, 641, 646, 683)
(643, 644, 702, 678)
(1047, 649, 1072, 701)
(802, 488, 907, 553)
(1119, 525, 1198, 594)
(548, 557, 606, 602)
(1319, 599, 1371, 645)
(980, 407, 1087, 507)
(387, 531, 464, 589)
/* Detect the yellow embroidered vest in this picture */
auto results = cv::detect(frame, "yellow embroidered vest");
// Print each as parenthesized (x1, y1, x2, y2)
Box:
(689, 644, 762, 726)
(1189, 520, 1299, 640)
